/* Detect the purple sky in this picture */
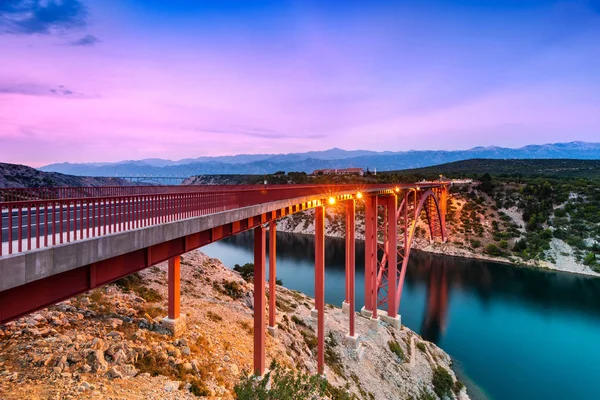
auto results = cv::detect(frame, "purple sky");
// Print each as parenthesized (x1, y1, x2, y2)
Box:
(1, 1, 599, 167)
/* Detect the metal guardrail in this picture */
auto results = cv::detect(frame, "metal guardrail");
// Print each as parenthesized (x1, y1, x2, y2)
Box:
(0, 183, 445, 256)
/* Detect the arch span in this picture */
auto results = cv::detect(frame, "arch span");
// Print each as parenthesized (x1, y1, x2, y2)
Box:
(373, 187, 448, 316)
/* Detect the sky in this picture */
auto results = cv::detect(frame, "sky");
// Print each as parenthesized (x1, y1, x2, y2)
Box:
(1, 0, 599, 167)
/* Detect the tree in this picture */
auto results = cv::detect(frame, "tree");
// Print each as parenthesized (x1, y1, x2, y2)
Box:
(478, 173, 494, 194)
(583, 252, 596, 266)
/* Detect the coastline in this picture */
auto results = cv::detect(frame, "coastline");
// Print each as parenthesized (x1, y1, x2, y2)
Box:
(275, 225, 600, 279)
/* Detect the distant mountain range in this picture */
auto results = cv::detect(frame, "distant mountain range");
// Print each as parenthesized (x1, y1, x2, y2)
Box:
(40, 141, 600, 177)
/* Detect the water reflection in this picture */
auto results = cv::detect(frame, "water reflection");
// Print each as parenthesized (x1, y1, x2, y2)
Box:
(420, 257, 448, 342)
(203, 230, 600, 400)
(216, 231, 600, 322)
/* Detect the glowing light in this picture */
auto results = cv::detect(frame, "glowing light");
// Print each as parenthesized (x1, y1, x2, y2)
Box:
(356, 192, 363, 199)
(395, 187, 400, 192)
(328, 197, 336, 205)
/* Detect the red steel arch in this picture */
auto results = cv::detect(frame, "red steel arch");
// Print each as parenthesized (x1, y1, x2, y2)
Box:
(372, 187, 448, 317)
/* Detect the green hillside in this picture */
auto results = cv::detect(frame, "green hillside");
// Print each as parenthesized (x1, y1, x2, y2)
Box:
(386, 159, 600, 180)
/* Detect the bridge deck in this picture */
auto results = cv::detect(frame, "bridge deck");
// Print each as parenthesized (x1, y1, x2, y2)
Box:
(0, 183, 446, 323)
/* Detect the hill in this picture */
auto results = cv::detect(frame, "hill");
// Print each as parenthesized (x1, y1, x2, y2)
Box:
(387, 159, 600, 180)
(40, 141, 600, 177)
(0, 162, 137, 189)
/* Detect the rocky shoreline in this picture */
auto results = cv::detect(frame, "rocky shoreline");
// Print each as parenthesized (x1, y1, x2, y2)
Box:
(0, 252, 469, 399)
(275, 206, 600, 278)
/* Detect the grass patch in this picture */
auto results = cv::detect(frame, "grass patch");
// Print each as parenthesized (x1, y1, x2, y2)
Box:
(238, 320, 253, 335)
(206, 311, 222, 322)
(291, 315, 307, 327)
(300, 330, 317, 352)
(416, 342, 427, 353)
(215, 280, 244, 299)
(143, 305, 165, 319)
(388, 341, 405, 361)
(115, 273, 163, 302)
(325, 332, 344, 378)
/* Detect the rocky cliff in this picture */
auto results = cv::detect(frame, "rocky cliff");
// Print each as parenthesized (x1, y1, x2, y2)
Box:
(0, 162, 137, 188)
(0, 252, 468, 400)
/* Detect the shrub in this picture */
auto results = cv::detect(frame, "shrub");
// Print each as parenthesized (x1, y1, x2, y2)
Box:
(233, 263, 254, 281)
(388, 341, 404, 361)
(583, 252, 597, 266)
(513, 238, 527, 252)
(432, 367, 454, 398)
(416, 342, 427, 353)
(234, 362, 326, 400)
(189, 378, 211, 396)
(453, 380, 465, 395)
(206, 311, 222, 322)
(291, 315, 307, 327)
(470, 239, 481, 249)
(115, 273, 163, 302)
(220, 280, 243, 299)
(484, 244, 503, 257)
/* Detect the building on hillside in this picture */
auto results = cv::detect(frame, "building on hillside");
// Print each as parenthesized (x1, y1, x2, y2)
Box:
(311, 168, 364, 176)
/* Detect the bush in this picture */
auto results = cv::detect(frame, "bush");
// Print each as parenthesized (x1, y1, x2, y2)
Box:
(470, 239, 481, 249)
(234, 361, 326, 400)
(432, 367, 454, 398)
(233, 263, 255, 281)
(388, 341, 404, 361)
(484, 244, 503, 257)
(115, 273, 163, 302)
(583, 252, 597, 266)
(223, 280, 244, 299)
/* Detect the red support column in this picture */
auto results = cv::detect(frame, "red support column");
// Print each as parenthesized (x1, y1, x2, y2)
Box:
(268, 221, 277, 336)
(161, 255, 186, 336)
(387, 195, 398, 319)
(440, 186, 448, 241)
(253, 226, 266, 376)
(168, 256, 181, 319)
(370, 196, 379, 320)
(346, 199, 356, 337)
(363, 195, 375, 313)
(315, 205, 325, 375)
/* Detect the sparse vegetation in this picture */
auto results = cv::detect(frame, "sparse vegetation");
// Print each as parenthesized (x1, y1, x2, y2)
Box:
(206, 310, 223, 322)
(388, 341, 404, 361)
(234, 361, 326, 400)
(432, 367, 454, 398)
(233, 263, 255, 281)
(115, 273, 163, 302)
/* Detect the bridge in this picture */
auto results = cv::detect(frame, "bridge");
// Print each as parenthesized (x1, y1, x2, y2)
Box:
(120, 176, 190, 185)
(0, 182, 449, 376)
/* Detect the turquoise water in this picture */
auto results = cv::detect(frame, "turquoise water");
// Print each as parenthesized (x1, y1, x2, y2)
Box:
(202, 231, 600, 400)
